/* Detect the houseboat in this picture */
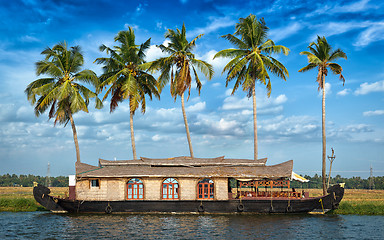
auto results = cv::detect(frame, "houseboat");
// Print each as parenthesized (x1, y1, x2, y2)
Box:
(33, 156, 344, 214)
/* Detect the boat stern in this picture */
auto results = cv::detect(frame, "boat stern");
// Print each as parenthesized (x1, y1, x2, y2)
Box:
(326, 183, 345, 210)
(33, 183, 67, 213)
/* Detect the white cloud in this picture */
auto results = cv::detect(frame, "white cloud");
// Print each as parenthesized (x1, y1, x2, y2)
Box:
(363, 110, 384, 117)
(221, 94, 287, 115)
(341, 124, 373, 133)
(310, 21, 370, 40)
(19, 35, 40, 43)
(152, 134, 164, 141)
(269, 22, 303, 42)
(156, 21, 166, 30)
(186, 102, 206, 112)
(355, 80, 384, 95)
(225, 89, 233, 96)
(319, 82, 332, 97)
(187, 16, 235, 37)
(222, 96, 251, 110)
(215, 118, 238, 131)
(274, 94, 288, 104)
(354, 22, 384, 47)
(145, 41, 170, 62)
(325, 82, 332, 96)
(306, 0, 377, 17)
(331, 0, 376, 13)
(124, 23, 139, 30)
(259, 115, 318, 139)
(337, 88, 351, 96)
(201, 49, 229, 73)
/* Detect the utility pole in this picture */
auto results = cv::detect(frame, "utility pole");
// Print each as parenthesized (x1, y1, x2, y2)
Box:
(46, 162, 51, 187)
(369, 164, 375, 190)
(327, 148, 336, 189)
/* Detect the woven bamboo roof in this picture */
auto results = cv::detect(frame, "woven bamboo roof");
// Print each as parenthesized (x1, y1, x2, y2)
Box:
(99, 156, 267, 167)
(76, 157, 293, 179)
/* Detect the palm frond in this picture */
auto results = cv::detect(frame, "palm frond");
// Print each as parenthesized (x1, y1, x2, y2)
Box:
(213, 49, 247, 59)
(221, 34, 248, 49)
(298, 63, 318, 73)
(190, 58, 214, 80)
(329, 48, 347, 61)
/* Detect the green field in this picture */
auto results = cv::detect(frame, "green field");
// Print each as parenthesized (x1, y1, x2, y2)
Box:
(1, 187, 383, 214)
(0, 187, 67, 212)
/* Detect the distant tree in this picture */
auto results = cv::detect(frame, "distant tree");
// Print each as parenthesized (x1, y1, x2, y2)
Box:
(25, 42, 102, 163)
(299, 36, 347, 195)
(95, 28, 159, 160)
(149, 23, 214, 158)
(214, 14, 289, 160)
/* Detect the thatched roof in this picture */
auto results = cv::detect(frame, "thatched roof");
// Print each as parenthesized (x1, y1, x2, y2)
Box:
(99, 156, 267, 167)
(76, 157, 293, 180)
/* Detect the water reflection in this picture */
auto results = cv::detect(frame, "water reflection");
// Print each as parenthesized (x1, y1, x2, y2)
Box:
(0, 212, 383, 239)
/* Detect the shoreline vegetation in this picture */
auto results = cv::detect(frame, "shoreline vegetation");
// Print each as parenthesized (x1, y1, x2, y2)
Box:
(1, 187, 383, 215)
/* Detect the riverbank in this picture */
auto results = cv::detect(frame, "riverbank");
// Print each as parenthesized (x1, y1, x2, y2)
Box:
(306, 188, 384, 215)
(0, 187, 67, 212)
(1, 187, 383, 214)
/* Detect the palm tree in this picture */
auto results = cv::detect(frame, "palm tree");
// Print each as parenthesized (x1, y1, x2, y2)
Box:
(25, 42, 102, 163)
(149, 23, 214, 158)
(95, 28, 159, 160)
(214, 14, 289, 160)
(299, 36, 347, 195)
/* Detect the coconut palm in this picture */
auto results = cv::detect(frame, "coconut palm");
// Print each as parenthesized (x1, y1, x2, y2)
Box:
(95, 28, 159, 160)
(149, 23, 214, 158)
(25, 42, 102, 163)
(299, 36, 347, 195)
(214, 14, 289, 160)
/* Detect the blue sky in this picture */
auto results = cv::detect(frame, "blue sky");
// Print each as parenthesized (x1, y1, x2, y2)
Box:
(1, 0, 383, 178)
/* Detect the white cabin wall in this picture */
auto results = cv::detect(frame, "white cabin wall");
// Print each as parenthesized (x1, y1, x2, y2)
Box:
(214, 177, 229, 200)
(142, 178, 161, 200)
(75, 177, 229, 201)
(106, 179, 125, 200)
(76, 179, 107, 201)
(76, 178, 125, 201)
(178, 178, 197, 200)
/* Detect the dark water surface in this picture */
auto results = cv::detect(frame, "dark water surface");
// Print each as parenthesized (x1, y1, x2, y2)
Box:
(1, 212, 383, 239)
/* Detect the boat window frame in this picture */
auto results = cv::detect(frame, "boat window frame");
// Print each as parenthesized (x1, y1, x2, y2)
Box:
(90, 179, 100, 188)
(126, 178, 144, 200)
(197, 178, 214, 200)
(161, 177, 180, 200)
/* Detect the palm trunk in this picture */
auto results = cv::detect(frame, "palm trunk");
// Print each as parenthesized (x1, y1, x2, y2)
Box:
(68, 110, 81, 163)
(252, 86, 258, 160)
(130, 111, 137, 160)
(322, 74, 327, 195)
(181, 93, 194, 158)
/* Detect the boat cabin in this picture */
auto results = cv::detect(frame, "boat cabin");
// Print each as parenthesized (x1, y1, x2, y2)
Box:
(72, 156, 300, 201)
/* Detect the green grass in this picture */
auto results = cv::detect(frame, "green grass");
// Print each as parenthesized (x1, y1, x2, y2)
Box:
(0, 187, 66, 212)
(331, 201, 384, 215)
(0, 198, 47, 212)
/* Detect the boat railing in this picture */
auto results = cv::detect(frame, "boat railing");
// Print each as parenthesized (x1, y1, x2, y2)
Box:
(229, 190, 303, 199)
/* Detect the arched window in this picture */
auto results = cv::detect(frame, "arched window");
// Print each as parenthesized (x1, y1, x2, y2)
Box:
(197, 179, 214, 199)
(162, 178, 179, 200)
(127, 178, 144, 200)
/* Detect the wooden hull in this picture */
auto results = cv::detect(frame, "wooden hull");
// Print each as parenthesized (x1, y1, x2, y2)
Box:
(33, 184, 344, 214)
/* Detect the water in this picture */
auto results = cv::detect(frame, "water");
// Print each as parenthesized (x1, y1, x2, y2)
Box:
(1, 212, 383, 240)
